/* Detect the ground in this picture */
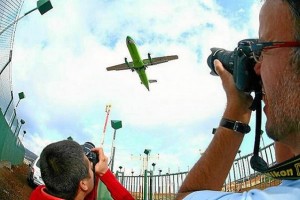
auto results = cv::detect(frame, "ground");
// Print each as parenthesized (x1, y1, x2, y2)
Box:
(0, 164, 33, 200)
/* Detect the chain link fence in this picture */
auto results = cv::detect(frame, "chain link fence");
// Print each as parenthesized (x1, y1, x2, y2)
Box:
(0, 0, 25, 166)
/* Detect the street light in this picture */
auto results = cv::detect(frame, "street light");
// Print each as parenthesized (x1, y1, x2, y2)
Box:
(159, 169, 162, 175)
(14, 119, 25, 137)
(144, 149, 151, 171)
(238, 150, 246, 188)
(109, 120, 122, 173)
(22, 130, 26, 142)
(0, 0, 53, 36)
(9, 92, 25, 127)
(116, 166, 124, 185)
(16, 92, 25, 107)
(260, 130, 266, 148)
(144, 149, 151, 154)
(3, 91, 13, 117)
(152, 163, 156, 173)
(143, 149, 151, 200)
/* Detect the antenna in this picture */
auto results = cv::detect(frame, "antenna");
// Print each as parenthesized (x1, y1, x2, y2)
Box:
(100, 104, 112, 146)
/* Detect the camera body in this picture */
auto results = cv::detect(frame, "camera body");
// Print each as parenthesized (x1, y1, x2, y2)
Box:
(82, 142, 99, 167)
(207, 39, 261, 92)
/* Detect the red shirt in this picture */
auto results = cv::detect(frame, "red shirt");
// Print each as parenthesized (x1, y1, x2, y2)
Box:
(29, 169, 134, 200)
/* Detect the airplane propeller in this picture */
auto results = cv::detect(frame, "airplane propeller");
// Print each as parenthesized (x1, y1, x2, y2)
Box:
(148, 53, 153, 65)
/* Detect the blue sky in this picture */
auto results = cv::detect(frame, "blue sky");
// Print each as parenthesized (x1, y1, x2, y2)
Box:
(11, 0, 273, 175)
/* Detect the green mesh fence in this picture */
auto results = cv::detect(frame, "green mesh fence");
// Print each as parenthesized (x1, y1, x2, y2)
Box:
(0, 0, 25, 166)
(0, 108, 25, 165)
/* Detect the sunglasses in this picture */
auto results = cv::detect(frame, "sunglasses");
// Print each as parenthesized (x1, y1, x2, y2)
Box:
(247, 40, 300, 63)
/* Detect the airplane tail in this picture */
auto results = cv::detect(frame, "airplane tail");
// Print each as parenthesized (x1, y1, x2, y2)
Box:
(149, 80, 157, 83)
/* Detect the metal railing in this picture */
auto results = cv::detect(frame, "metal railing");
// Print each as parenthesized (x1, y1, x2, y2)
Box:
(117, 143, 279, 199)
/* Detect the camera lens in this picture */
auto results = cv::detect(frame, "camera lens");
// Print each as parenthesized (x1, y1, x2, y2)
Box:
(82, 142, 99, 166)
(83, 142, 95, 155)
(207, 48, 235, 75)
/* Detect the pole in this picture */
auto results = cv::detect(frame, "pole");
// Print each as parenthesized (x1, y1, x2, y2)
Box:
(16, 124, 23, 137)
(3, 91, 13, 117)
(144, 170, 148, 200)
(241, 159, 246, 187)
(0, 8, 38, 36)
(149, 170, 153, 200)
(261, 135, 266, 148)
(233, 163, 237, 191)
(238, 151, 246, 188)
(9, 109, 16, 127)
(237, 161, 242, 190)
(0, 50, 12, 75)
(110, 129, 117, 172)
(100, 104, 111, 146)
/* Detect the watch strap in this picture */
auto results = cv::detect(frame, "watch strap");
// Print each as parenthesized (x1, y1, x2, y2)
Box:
(219, 118, 251, 134)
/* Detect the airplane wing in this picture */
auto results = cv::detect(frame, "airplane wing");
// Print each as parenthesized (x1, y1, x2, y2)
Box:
(143, 55, 178, 66)
(106, 62, 134, 71)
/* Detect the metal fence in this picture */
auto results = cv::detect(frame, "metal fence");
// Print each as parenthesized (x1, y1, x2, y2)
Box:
(117, 143, 279, 199)
(0, 0, 25, 165)
(223, 143, 280, 192)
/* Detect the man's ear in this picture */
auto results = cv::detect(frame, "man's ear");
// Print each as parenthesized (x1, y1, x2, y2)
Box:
(79, 179, 89, 192)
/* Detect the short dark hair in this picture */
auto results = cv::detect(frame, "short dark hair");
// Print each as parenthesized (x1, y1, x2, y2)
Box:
(40, 140, 89, 200)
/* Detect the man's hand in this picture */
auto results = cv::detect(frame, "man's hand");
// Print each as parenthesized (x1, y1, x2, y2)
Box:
(214, 59, 253, 122)
(92, 147, 109, 176)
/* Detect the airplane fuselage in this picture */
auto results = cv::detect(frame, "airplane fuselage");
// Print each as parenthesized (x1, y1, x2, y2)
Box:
(126, 36, 150, 90)
(106, 36, 178, 91)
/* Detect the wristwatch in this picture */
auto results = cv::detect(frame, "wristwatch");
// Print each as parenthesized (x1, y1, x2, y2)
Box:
(219, 118, 251, 134)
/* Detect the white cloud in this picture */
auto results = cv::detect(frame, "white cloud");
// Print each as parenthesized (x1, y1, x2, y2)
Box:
(12, 0, 263, 173)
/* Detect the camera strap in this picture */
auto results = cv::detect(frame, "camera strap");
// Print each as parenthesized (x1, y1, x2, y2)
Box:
(249, 91, 300, 180)
(262, 154, 300, 180)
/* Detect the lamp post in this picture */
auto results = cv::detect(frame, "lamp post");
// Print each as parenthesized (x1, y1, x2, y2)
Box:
(149, 163, 156, 200)
(260, 130, 266, 148)
(15, 119, 25, 137)
(233, 162, 237, 191)
(16, 92, 25, 107)
(158, 169, 162, 199)
(159, 169, 162, 175)
(109, 120, 122, 173)
(144, 149, 151, 171)
(152, 163, 156, 172)
(3, 91, 13, 117)
(131, 170, 134, 195)
(0, 0, 53, 36)
(22, 130, 26, 142)
(116, 166, 124, 185)
(143, 149, 151, 200)
(9, 92, 25, 127)
(238, 150, 246, 188)
(235, 162, 242, 191)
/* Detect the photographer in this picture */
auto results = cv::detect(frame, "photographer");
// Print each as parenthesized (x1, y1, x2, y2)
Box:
(29, 140, 134, 200)
(176, 0, 300, 199)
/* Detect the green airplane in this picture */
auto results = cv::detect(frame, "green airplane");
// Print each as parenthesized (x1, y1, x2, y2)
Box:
(106, 36, 178, 91)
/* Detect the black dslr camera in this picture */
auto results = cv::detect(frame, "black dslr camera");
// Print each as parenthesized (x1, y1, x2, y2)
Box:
(82, 142, 99, 167)
(207, 39, 261, 92)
